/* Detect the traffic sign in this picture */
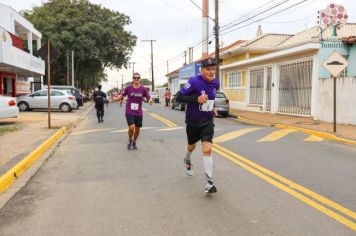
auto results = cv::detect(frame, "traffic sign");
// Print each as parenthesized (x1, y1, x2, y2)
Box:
(322, 51, 348, 77)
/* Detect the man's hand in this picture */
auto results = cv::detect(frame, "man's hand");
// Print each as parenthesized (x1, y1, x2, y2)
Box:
(148, 99, 153, 105)
(198, 94, 208, 104)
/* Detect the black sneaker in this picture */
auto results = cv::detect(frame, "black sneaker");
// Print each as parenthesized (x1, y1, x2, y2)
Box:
(98, 119, 101, 123)
(205, 181, 217, 194)
(127, 140, 132, 150)
(184, 158, 193, 176)
(132, 142, 137, 150)
(101, 118, 104, 122)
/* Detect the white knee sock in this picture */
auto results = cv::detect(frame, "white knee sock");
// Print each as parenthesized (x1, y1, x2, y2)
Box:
(185, 147, 192, 160)
(203, 155, 213, 182)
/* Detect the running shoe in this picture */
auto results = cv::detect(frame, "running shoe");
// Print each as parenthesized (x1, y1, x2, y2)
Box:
(132, 142, 137, 150)
(205, 181, 217, 194)
(184, 157, 193, 176)
(127, 140, 132, 150)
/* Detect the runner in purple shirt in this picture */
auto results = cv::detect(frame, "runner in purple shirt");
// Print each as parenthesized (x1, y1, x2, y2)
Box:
(176, 57, 220, 194)
(118, 72, 152, 150)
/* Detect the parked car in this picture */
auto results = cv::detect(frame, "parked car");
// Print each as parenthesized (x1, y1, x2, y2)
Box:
(0, 95, 19, 119)
(149, 91, 160, 103)
(17, 89, 78, 112)
(214, 91, 229, 117)
(44, 85, 83, 107)
(171, 92, 186, 111)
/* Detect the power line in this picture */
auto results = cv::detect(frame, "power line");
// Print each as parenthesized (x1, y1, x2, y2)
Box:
(221, 0, 308, 36)
(221, 0, 291, 31)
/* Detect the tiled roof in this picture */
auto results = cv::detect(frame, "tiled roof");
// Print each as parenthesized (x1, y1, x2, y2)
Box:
(278, 23, 356, 48)
(242, 33, 292, 48)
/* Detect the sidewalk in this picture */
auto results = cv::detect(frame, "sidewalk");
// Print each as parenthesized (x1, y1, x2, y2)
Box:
(229, 108, 356, 142)
(0, 102, 93, 173)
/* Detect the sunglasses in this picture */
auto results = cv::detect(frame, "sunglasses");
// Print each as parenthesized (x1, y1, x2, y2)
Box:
(133, 77, 140, 79)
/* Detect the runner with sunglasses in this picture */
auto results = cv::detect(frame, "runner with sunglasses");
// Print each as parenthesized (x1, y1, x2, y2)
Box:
(118, 72, 152, 150)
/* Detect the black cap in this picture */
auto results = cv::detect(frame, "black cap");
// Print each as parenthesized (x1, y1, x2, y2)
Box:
(201, 57, 218, 67)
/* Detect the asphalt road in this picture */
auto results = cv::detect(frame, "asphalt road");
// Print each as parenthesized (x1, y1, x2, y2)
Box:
(0, 102, 355, 235)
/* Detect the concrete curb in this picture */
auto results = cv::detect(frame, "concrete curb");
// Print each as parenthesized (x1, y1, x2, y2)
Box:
(0, 127, 67, 194)
(230, 114, 356, 146)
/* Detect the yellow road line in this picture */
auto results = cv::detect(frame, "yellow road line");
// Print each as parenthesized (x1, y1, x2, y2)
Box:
(258, 128, 297, 142)
(213, 128, 262, 143)
(0, 127, 67, 193)
(72, 129, 111, 135)
(213, 146, 356, 231)
(213, 143, 356, 221)
(111, 127, 157, 133)
(149, 113, 177, 127)
(157, 127, 183, 131)
(304, 135, 324, 142)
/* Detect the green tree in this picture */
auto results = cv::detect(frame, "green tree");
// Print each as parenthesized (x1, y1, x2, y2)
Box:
(140, 78, 151, 86)
(22, 0, 136, 91)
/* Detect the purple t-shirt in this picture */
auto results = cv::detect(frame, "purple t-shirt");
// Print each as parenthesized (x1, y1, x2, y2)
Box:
(123, 85, 150, 117)
(179, 75, 220, 125)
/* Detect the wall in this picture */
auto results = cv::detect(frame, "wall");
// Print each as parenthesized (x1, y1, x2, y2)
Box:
(317, 77, 356, 125)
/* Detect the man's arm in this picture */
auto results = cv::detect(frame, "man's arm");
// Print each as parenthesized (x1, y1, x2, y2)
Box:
(176, 93, 198, 103)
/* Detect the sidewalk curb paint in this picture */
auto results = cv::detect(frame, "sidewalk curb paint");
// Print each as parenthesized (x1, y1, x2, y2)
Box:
(274, 124, 356, 146)
(0, 127, 67, 194)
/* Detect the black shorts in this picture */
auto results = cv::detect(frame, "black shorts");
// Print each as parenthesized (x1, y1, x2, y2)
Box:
(186, 122, 214, 145)
(126, 115, 143, 127)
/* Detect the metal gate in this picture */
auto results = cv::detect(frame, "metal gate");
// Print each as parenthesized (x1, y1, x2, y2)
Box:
(266, 67, 272, 112)
(278, 59, 312, 116)
(249, 68, 264, 105)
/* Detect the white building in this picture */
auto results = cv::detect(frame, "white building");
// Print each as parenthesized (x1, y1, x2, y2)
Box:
(0, 3, 45, 97)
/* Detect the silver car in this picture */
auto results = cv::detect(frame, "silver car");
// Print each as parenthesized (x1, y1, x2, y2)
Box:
(215, 91, 229, 117)
(17, 89, 78, 112)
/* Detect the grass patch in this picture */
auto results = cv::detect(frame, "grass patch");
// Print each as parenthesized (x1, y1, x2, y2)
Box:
(0, 125, 21, 135)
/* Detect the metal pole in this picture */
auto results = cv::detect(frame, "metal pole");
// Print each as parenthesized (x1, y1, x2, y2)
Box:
(121, 74, 124, 89)
(333, 76, 336, 132)
(141, 40, 156, 91)
(214, 0, 220, 80)
(66, 50, 69, 85)
(47, 40, 51, 129)
(71, 51, 74, 87)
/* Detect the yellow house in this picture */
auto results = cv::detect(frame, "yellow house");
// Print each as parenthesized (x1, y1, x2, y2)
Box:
(220, 33, 292, 110)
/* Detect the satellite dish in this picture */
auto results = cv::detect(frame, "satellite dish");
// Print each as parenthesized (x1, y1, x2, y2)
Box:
(319, 3, 348, 29)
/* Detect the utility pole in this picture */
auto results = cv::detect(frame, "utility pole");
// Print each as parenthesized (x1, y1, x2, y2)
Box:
(129, 62, 136, 75)
(121, 74, 124, 89)
(66, 50, 69, 85)
(71, 51, 75, 87)
(184, 51, 187, 65)
(141, 39, 156, 91)
(214, 0, 220, 80)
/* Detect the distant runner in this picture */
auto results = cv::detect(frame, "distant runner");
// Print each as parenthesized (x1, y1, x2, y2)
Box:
(176, 57, 219, 194)
(93, 85, 107, 123)
(118, 72, 152, 150)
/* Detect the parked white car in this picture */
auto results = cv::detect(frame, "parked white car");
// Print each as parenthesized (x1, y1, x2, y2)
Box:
(0, 95, 19, 119)
(17, 89, 78, 112)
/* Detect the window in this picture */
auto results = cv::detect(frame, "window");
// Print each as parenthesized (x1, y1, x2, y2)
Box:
(51, 90, 64, 96)
(228, 71, 242, 88)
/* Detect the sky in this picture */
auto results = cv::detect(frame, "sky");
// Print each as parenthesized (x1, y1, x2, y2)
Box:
(1, 0, 356, 92)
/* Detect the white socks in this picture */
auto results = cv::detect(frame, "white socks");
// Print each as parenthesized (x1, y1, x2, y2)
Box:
(203, 155, 213, 182)
(185, 147, 192, 160)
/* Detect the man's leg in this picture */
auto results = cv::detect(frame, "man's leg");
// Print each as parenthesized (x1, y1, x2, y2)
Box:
(95, 105, 101, 123)
(127, 124, 135, 150)
(202, 141, 216, 193)
(100, 105, 104, 122)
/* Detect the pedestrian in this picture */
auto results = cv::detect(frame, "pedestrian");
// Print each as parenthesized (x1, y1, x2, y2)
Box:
(93, 85, 107, 123)
(118, 72, 152, 150)
(164, 88, 172, 107)
(176, 57, 219, 194)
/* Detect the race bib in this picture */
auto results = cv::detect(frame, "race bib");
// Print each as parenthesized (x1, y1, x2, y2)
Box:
(130, 103, 139, 111)
(200, 100, 214, 112)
